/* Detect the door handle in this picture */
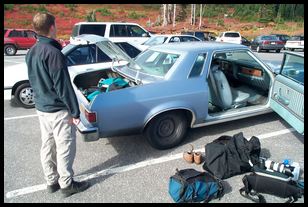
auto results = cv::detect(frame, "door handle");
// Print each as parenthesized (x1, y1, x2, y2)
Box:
(273, 93, 290, 106)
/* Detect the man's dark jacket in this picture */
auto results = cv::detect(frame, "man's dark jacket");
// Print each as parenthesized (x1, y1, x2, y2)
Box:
(26, 35, 80, 118)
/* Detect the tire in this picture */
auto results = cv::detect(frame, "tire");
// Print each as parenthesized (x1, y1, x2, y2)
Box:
(276, 49, 281, 53)
(145, 111, 188, 150)
(256, 46, 261, 53)
(14, 82, 35, 108)
(290, 48, 294, 51)
(4, 44, 17, 56)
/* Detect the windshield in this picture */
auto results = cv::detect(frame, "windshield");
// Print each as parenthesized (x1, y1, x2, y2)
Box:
(143, 36, 168, 46)
(126, 50, 180, 77)
(261, 36, 278, 40)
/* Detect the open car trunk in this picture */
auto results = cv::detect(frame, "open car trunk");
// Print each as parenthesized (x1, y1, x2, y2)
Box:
(73, 69, 135, 102)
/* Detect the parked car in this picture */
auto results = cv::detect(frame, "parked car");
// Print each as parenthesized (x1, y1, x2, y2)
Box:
(4, 29, 37, 56)
(271, 34, 290, 44)
(70, 22, 153, 45)
(241, 36, 251, 47)
(137, 34, 201, 50)
(284, 35, 304, 51)
(180, 31, 206, 41)
(250, 35, 284, 53)
(4, 35, 144, 108)
(68, 36, 303, 149)
(215, 31, 242, 44)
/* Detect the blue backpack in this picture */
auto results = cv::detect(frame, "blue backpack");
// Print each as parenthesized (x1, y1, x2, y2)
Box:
(169, 168, 224, 203)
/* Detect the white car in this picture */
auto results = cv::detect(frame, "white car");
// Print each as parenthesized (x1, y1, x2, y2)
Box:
(216, 31, 242, 44)
(71, 22, 153, 45)
(284, 35, 304, 51)
(4, 35, 144, 108)
(137, 34, 202, 50)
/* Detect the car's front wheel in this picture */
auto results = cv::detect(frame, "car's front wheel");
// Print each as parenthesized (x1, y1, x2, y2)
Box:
(4, 44, 17, 56)
(145, 111, 188, 150)
(14, 83, 35, 108)
(276, 49, 281, 53)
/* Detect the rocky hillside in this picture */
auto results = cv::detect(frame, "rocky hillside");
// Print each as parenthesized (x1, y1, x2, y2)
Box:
(4, 4, 304, 40)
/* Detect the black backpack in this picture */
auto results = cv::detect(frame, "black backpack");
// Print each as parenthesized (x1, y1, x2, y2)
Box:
(202, 132, 261, 179)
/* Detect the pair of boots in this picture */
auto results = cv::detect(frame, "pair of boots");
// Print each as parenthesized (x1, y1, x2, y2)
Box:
(183, 144, 202, 165)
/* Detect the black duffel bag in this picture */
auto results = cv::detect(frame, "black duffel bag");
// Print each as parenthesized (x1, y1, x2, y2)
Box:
(202, 132, 261, 179)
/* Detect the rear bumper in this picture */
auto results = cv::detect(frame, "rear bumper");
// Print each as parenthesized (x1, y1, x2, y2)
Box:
(77, 121, 99, 142)
(261, 44, 284, 50)
(285, 45, 304, 49)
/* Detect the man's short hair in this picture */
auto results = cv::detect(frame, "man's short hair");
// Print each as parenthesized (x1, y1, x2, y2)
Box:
(32, 12, 55, 36)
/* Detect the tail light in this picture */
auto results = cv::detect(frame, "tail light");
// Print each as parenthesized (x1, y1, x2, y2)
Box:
(80, 104, 97, 123)
(277, 41, 284, 45)
(85, 110, 97, 123)
(263, 41, 270, 45)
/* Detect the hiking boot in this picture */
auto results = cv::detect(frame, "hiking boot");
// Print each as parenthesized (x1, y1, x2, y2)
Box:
(193, 152, 202, 165)
(61, 180, 90, 198)
(47, 182, 60, 193)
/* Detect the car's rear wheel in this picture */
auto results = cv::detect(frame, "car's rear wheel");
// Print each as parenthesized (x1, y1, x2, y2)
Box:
(14, 83, 35, 108)
(145, 111, 188, 150)
(4, 44, 17, 56)
(276, 49, 281, 53)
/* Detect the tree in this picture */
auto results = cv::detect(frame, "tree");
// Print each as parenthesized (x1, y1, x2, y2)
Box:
(199, 4, 204, 29)
(191, 4, 196, 25)
(162, 4, 167, 26)
(173, 4, 176, 27)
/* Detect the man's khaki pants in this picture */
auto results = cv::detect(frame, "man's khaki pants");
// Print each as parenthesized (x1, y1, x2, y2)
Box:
(36, 109, 76, 188)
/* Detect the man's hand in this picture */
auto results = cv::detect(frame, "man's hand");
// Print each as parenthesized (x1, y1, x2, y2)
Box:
(71, 118, 80, 125)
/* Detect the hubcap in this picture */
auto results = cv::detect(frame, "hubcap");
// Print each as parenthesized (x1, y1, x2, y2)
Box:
(6, 47, 14, 55)
(158, 118, 175, 138)
(19, 87, 35, 106)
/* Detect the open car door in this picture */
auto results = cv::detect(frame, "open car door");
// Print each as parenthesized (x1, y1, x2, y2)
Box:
(270, 52, 304, 134)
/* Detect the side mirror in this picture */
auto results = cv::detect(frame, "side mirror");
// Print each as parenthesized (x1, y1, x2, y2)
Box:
(142, 32, 151, 37)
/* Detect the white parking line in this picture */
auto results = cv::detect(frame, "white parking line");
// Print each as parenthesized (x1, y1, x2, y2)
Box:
(4, 60, 25, 64)
(5, 128, 296, 199)
(4, 114, 38, 121)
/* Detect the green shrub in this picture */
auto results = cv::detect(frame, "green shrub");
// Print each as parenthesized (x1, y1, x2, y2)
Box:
(4, 4, 14, 11)
(65, 4, 76, 12)
(96, 8, 112, 16)
(127, 11, 145, 19)
(37, 5, 48, 13)
(216, 19, 224, 27)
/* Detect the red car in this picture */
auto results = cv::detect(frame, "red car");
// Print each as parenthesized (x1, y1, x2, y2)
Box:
(4, 29, 37, 56)
(4, 28, 69, 56)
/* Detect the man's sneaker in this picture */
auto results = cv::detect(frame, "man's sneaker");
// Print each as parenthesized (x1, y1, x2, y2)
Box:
(47, 182, 60, 193)
(61, 180, 90, 198)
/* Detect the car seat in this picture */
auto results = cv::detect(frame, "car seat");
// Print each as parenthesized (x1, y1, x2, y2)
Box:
(208, 62, 250, 110)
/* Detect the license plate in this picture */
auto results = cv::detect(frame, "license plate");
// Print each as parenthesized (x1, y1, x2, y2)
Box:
(271, 42, 276, 44)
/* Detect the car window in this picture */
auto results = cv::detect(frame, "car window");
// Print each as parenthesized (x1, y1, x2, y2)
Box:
(127, 25, 147, 37)
(224, 50, 263, 68)
(79, 24, 106, 37)
(289, 36, 303, 41)
(261, 36, 278, 40)
(4, 29, 7, 36)
(115, 42, 141, 58)
(71, 25, 79, 37)
(66, 44, 111, 66)
(194, 32, 205, 40)
(110, 25, 128, 37)
(143, 36, 167, 46)
(8, 30, 23, 37)
(25, 31, 36, 38)
(225, 33, 240, 37)
(134, 50, 180, 77)
(169, 36, 180, 43)
(280, 54, 304, 84)
(189, 53, 206, 78)
(181, 36, 200, 42)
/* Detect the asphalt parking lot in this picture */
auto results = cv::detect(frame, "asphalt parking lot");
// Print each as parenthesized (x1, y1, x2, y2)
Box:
(4, 50, 304, 203)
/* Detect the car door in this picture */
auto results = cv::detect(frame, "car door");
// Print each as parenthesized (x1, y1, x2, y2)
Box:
(270, 52, 304, 134)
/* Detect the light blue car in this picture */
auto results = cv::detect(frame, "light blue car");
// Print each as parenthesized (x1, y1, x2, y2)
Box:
(71, 35, 304, 149)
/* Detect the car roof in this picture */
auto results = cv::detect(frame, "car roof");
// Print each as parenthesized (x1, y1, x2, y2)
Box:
(74, 22, 141, 26)
(153, 34, 198, 37)
(150, 41, 246, 53)
(70, 34, 109, 45)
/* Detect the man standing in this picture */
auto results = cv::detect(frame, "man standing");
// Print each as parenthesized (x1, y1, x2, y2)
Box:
(26, 12, 89, 198)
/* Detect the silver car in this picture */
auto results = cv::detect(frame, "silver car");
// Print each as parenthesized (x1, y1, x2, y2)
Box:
(71, 35, 304, 149)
